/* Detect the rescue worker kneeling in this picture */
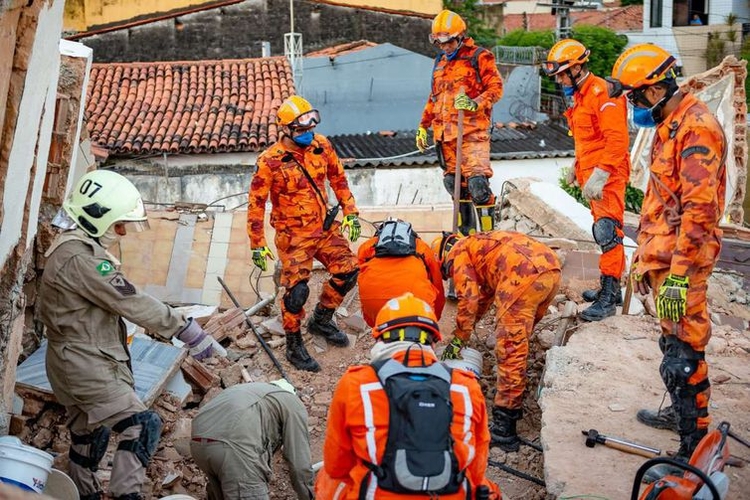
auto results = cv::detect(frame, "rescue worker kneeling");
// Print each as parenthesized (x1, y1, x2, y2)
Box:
(190, 380, 314, 500)
(433, 231, 561, 453)
(357, 218, 445, 327)
(316, 293, 501, 499)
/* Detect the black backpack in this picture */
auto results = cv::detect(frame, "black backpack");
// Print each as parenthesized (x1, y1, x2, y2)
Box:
(374, 220, 418, 257)
(364, 355, 463, 495)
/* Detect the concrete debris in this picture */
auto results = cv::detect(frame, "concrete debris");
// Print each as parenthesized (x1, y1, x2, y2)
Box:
(260, 316, 286, 337)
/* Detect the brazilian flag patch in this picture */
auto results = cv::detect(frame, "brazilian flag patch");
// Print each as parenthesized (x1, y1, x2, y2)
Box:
(97, 261, 114, 276)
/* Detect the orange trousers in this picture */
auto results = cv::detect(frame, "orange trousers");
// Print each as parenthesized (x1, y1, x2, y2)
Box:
(493, 270, 561, 409)
(439, 131, 492, 178)
(580, 168, 626, 279)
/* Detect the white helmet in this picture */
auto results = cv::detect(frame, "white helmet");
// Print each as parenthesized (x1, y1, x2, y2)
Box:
(63, 170, 149, 237)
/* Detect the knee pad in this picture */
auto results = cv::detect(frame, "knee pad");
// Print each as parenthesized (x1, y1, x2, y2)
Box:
(443, 174, 456, 196)
(113, 410, 163, 467)
(592, 217, 622, 253)
(69, 426, 111, 471)
(659, 336, 706, 394)
(330, 269, 359, 296)
(283, 281, 309, 314)
(467, 176, 494, 205)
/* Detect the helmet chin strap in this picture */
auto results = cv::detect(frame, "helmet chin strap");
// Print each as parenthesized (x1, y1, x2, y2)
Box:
(649, 79, 680, 124)
(565, 67, 589, 92)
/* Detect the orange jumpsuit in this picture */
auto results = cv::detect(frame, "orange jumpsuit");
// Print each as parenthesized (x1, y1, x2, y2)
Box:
(247, 134, 359, 333)
(632, 93, 726, 434)
(420, 38, 503, 217)
(448, 232, 561, 409)
(357, 236, 445, 327)
(316, 347, 501, 499)
(566, 74, 631, 279)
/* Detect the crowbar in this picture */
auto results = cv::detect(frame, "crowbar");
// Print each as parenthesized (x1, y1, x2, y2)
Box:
(448, 87, 466, 300)
(218, 277, 292, 384)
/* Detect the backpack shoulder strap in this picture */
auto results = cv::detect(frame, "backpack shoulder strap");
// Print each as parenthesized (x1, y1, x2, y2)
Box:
(375, 358, 452, 385)
(470, 46, 488, 83)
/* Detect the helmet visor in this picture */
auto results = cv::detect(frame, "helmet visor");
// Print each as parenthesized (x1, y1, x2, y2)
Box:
(291, 109, 320, 129)
(429, 32, 456, 45)
(123, 220, 150, 233)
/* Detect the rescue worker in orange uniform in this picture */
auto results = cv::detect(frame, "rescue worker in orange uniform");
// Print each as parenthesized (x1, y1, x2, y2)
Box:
(433, 232, 561, 452)
(543, 39, 631, 322)
(608, 44, 726, 474)
(315, 293, 501, 499)
(247, 96, 361, 373)
(357, 219, 445, 327)
(417, 10, 504, 236)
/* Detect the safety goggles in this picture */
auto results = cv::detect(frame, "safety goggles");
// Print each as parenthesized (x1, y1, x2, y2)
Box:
(429, 32, 457, 45)
(289, 109, 320, 129)
(605, 77, 654, 108)
(541, 60, 568, 76)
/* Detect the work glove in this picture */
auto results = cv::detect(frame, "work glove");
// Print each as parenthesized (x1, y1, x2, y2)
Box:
(251, 246, 274, 272)
(581, 167, 610, 201)
(441, 337, 464, 361)
(341, 214, 361, 242)
(416, 126, 429, 153)
(656, 274, 689, 322)
(454, 93, 478, 112)
(565, 166, 579, 188)
(631, 268, 651, 296)
(176, 318, 225, 360)
(475, 485, 491, 500)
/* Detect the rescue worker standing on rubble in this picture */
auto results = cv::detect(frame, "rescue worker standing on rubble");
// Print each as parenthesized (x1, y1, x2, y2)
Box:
(357, 218, 445, 327)
(434, 232, 561, 452)
(190, 379, 314, 500)
(417, 9, 504, 236)
(38, 170, 224, 500)
(543, 39, 631, 322)
(316, 293, 501, 499)
(247, 95, 361, 373)
(607, 44, 726, 472)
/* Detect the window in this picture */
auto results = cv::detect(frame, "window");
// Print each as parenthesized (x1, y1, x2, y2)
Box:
(650, 0, 663, 28)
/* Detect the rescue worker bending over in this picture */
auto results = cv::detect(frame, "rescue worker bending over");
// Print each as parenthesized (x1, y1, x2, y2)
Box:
(608, 44, 726, 479)
(190, 380, 314, 500)
(357, 218, 445, 327)
(38, 170, 224, 500)
(543, 39, 631, 322)
(247, 95, 361, 372)
(434, 231, 561, 452)
(316, 293, 502, 499)
(417, 9, 504, 235)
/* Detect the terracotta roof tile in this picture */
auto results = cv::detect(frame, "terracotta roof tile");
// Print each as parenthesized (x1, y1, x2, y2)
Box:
(86, 56, 295, 156)
(503, 5, 642, 33)
(306, 40, 378, 58)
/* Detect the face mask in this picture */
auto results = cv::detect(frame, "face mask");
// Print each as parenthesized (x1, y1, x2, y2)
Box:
(563, 86, 575, 97)
(631, 105, 656, 128)
(292, 131, 314, 147)
(98, 225, 121, 249)
(445, 47, 460, 61)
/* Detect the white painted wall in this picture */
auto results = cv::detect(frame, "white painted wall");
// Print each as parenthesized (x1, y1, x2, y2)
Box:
(0, 0, 65, 267)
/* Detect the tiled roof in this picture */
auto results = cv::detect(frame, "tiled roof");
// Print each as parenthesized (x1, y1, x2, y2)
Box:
(503, 5, 643, 33)
(330, 122, 574, 168)
(86, 57, 294, 156)
(306, 40, 378, 58)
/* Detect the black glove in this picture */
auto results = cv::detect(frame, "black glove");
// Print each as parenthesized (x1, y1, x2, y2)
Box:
(475, 485, 491, 500)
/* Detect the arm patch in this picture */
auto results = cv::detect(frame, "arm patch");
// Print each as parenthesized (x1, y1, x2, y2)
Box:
(109, 274, 136, 296)
(681, 145, 710, 158)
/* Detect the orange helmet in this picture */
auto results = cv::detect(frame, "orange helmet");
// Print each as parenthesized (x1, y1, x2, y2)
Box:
(430, 232, 460, 280)
(543, 39, 590, 76)
(607, 43, 676, 96)
(277, 95, 321, 128)
(429, 10, 466, 45)
(373, 292, 442, 343)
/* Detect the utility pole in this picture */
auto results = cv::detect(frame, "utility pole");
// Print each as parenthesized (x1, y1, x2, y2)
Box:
(536, 0, 598, 41)
(284, 0, 303, 93)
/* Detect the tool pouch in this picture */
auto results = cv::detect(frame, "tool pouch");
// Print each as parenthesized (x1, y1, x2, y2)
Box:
(323, 205, 340, 231)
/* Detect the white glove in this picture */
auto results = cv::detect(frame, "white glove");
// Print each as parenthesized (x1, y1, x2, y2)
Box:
(582, 167, 610, 201)
(176, 318, 225, 360)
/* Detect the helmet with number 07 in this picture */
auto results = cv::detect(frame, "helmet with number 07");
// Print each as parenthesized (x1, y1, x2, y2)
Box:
(63, 170, 149, 238)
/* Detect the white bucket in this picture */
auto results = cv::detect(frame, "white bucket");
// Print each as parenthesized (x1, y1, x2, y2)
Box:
(0, 436, 54, 493)
(439, 347, 483, 377)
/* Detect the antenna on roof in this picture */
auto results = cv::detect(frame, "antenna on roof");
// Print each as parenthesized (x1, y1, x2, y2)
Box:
(284, 0, 303, 93)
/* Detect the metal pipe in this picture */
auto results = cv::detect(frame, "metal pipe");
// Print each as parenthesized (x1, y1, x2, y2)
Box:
(244, 296, 275, 317)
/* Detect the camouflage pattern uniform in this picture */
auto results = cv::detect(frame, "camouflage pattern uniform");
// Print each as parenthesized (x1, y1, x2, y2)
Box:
(446, 231, 561, 409)
(247, 134, 359, 333)
(632, 93, 726, 438)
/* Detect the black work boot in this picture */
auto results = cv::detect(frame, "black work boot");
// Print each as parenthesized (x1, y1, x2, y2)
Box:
(490, 407, 523, 452)
(579, 275, 620, 322)
(636, 405, 679, 433)
(642, 428, 707, 484)
(80, 494, 104, 500)
(114, 495, 144, 500)
(307, 305, 350, 347)
(582, 275, 623, 305)
(458, 201, 476, 236)
(285, 331, 321, 372)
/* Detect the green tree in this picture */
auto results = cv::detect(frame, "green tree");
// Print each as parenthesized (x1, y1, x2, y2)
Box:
(570, 25, 629, 78)
(497, 29, 556, 49)
(740, 38, 750, 107)
(619, 0, 643, 5)
(445, 0, 499, 47)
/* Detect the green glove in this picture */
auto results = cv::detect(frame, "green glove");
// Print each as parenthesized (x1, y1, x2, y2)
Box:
(416, 126, 428, 152)
(441, 337, 464, 361)
(341, 214, 361, 242)
(454, 93, 478, 112)
(656, 274, 689, 322)
(251, 246, 274, 272)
